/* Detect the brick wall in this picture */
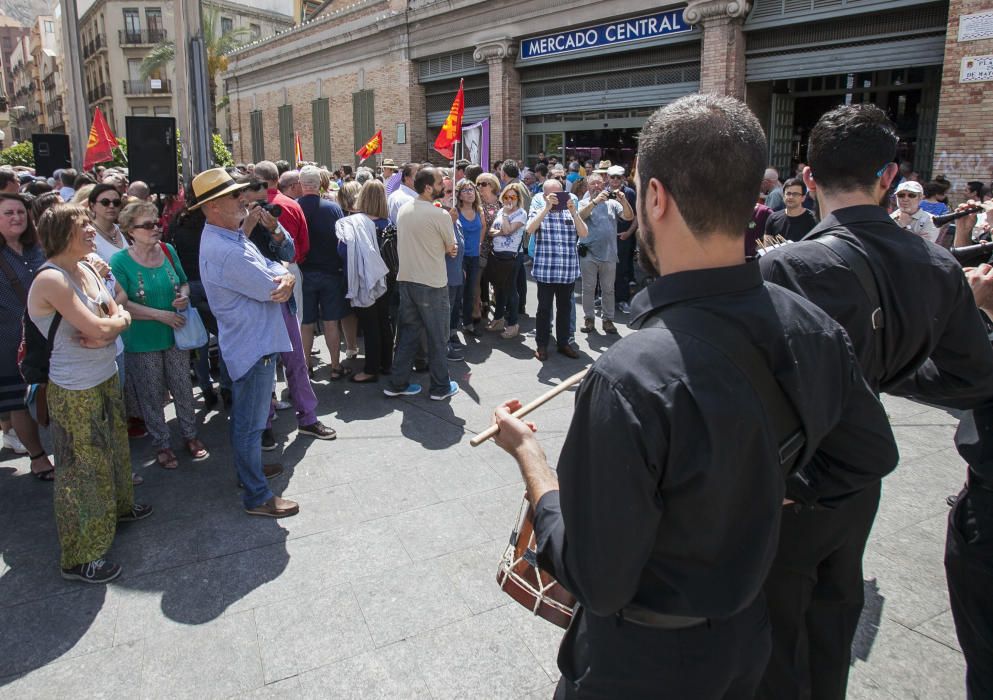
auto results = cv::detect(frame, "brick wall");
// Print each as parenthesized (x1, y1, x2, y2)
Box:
(698, 16, 746, 99)
(487, 57, 522, 161)
(934, 0, 993, 200)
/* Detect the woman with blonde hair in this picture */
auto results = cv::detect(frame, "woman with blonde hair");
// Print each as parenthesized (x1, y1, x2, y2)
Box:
(27, 205, 150, 583)
(474, 172, 501, 320)
(450, 179, 484, 337)
(487, 181, 530, 339)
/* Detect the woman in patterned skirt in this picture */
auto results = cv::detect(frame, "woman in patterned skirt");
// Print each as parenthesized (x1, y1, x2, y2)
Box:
(27, 205, 152, 584)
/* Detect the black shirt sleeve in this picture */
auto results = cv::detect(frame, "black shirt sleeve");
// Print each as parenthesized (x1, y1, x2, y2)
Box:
(534, 369, 665, 617)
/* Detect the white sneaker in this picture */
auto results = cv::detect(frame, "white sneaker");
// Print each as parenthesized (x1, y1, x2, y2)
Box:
(3, 429, 27, 455)
(500, 324, 520, 339)
(345, 348, 359, 360)
(274, 399, 292, 411)
(617, 301, 632, 314)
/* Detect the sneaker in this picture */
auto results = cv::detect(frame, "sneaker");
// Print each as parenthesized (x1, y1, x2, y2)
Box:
(430, 381, 460, 401)
(447, 346, 465, 362)
(602, 319, 618, 335)
(262, 429, 277, 451)
(61, 558, 122, 584)
(617, 301, 632, 314)
(486, 318, 506, 332)
(384, 383, 422, 397)
(581, 318, 596, 334)
(298, 421, 337, 440)
(118, 503, 154, 522)
(500, 324, 520, 339)
(2, 429, 27, 455)
(274, 399, 292, 411)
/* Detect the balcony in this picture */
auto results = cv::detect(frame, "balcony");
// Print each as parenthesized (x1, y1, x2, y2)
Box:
(46, 97, 63, 115)
(42, 75, 55, 90)
(82, 34, 106, 59)
(123, 78, 171, 96)
(119, 28, 167, 46)
(87, 83, 111, 103)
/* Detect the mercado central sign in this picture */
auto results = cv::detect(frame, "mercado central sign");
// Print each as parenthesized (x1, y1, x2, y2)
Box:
(520, 9, 692, 61)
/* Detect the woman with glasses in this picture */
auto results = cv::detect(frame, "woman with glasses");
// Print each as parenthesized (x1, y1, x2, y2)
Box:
(110, 201, 208, 470)
(475, 173, 502, 322)
(452, 180, 484, 336)
(87, 184, 128, 262)
(486, 182, 529, 339)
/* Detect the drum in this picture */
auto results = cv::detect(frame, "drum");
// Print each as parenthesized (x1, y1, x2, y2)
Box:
(496, 494, 576, 629)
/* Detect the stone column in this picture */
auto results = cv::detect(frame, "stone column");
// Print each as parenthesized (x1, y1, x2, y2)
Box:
(475, 38, 521, 161)
(684, 0, 752, 99)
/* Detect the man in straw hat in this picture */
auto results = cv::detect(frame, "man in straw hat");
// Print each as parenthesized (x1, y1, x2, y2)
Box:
(193, 168, 300, 518)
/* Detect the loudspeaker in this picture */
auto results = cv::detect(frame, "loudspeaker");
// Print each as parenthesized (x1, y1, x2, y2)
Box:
(125, 116, 178, 195)
(32, 134, 71, 177)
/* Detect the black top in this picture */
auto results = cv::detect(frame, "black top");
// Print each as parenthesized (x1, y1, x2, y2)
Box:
(765, 208, 818, 242)
(759, 205, 993, 401)
(615, 186, 636, 234)
(298, 194, 345, 273)
(532, 262, 897, 622)
(169, 211, 206, 282)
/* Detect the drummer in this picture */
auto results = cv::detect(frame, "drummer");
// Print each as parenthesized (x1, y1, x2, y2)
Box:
(490, 94, 898, 699)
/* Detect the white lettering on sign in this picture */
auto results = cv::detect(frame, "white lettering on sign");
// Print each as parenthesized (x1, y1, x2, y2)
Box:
(520, 9, 691, 60)
(959, 11, 993, 43)
(961, 54, 993, 83)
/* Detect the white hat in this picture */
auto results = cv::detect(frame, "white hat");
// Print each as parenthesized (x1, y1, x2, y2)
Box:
(895, 180, 923, 196)
(606, 165, 625, 177)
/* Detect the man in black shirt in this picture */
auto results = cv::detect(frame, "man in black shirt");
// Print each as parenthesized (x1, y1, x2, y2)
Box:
(488, 94, 897, 699)
(758, 104, 993, 700)
(765, 178, 818, 242)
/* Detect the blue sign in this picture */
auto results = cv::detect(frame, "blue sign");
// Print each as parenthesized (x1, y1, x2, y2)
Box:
(520, 10, 692, 61)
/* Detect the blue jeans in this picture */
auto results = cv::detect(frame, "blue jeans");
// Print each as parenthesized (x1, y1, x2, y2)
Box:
(449, 284, 463, 335)
(461, 256, 480, 326)
(230, 354, 276, 509)
(389, 282, 451, 396)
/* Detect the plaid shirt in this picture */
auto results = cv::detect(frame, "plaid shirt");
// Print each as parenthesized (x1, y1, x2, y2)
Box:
(530, 210, 580, 284)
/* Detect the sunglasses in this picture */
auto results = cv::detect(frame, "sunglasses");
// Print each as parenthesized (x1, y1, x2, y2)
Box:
(896, 192, 919, 199)
(131, 222, 161, 231)
(97, 198, 122, 207)
(502, 195, 518, 201)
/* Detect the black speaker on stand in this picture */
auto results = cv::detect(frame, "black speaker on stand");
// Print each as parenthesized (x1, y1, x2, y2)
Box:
(32, 134, 71, 177)
(125, 116, 179, 195)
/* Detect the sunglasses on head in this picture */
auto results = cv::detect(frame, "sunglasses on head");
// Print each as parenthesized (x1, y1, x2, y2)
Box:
(131, 222, 161, 231)
(97, 198, 122, 207)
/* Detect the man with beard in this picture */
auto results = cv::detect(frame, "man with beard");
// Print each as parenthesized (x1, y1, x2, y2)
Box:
(757, 104, 993, 700)
(487, 94, 897, 699)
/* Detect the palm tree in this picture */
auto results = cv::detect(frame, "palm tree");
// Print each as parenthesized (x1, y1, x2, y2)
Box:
(139, 8, 250, 133)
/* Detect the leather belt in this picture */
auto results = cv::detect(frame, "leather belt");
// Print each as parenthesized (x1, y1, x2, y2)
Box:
(620, 606, 708, 630)
(968, 467, 993, 494)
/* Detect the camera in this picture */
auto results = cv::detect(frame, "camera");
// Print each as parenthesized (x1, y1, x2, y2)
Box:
(256, 202, 283, 218)
(604, 190, 618, 200)
(577, 242, 589, 257)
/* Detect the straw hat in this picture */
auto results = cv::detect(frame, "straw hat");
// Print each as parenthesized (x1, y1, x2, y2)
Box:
(594, 160, 612, 174)
(381, 158, 397, 169)
(189, 168, 249, 210)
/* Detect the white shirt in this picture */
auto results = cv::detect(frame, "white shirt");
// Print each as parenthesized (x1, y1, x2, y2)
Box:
(387, 184, 417, 225)
(93, 225, 129, 263)
(491, 208, 527, 254)
(891, 208, 939, 243)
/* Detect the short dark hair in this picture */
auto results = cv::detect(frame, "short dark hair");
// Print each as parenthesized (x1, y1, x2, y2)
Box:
(275, 160, 290, 175)
(456, 159, 470, 170)
(25, 180, 53, 197)
(31, 191, 61, 221)
(967, 181, 984, 197)
(414, 167, 439, 195)
(0, 193, 38, 249)
(807, 104, 897, 193)
(0, 168, 18, 190)
(88, 183, 120, 205)
(73, 174, 96, 190)
(60, 168, 77, 186)
(464, 164, 483, 183)
(401, 162, 419, 181)
(534, 163, 548, 177)
(501, 161, 520, 180)
(782, 177, 805, 194)
(637, 94, 765, 238)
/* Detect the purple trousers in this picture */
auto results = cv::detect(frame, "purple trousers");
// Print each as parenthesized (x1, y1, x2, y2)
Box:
(267, 303, 318, 429)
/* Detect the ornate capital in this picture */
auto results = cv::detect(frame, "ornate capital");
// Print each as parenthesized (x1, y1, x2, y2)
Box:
(473, 38, 517, 63)
(683, 0, 752, 25)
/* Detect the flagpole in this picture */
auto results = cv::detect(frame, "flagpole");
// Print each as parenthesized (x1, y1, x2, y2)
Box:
(452, 139, 459, 208)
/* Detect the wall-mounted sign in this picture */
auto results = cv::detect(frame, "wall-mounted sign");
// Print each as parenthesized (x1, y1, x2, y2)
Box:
(959, 11, 993, 43)
(961, 54, 993, 83)
(520, 10, 691, 61)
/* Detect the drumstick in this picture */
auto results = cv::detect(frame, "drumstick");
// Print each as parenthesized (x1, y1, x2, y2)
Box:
(470, 368, 589, 447)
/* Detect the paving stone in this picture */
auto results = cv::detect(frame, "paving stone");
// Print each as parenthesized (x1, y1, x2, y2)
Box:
(255, 583, 374, 683)
(460, 483, 528, 542)
(861, 549, 951, 630)
(296, 639, 431, 699)
(231, 675, 301, 699)
(389, 499, 489, 561)
(502, 602, 566, 684)
(352, 560, 472, 645)
(278, 483, 366, 539)
(852, 621, 966, 700)
(914, 610, 962, 653)
(3, 640, 143, 699)
(414, 446, 506, 500)
(140, 610, 263, 699)
(349, 467, 442, 520)
(437, 538, 511, 614)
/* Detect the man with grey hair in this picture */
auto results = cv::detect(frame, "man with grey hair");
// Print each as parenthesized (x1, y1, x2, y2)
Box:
(762, 168, 785, 211)
(355, 167, 375, 185)
(127, 180, 150, 201)
(255, 160, 309, 319)
(278, 170, 303, 200)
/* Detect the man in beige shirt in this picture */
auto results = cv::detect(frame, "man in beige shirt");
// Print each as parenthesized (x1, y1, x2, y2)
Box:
(384, 167, 460, 401)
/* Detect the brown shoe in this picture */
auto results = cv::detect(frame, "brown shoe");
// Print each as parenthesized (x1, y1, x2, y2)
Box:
(535, 346, 548, 361)
(581, 317, 596, 333)
(263, 463, 283, 480)
(557, 345, 580, 359)
(602, 319, 618, 335)
(245, 495, 299, 518)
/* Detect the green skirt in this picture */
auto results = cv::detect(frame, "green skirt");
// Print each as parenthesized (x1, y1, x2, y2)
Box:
(49, 374, 134, 569)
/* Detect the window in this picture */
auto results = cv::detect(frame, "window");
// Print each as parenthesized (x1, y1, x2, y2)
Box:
(43, 21, 54, 33)
(250, 23, 261, 40)
(221, 17, 233, 34)
(154, 106, 170, 117)
(132, 106, 148, 116)
(123, 8, 140, 41)
(250, 110, 264, 162)
(278, 105, 293, 162)
(146, 8, 164, 41)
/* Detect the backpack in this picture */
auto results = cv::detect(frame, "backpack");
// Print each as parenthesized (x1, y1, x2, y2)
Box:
(18, 310, 61, 385)
(378, 222, 400, 282)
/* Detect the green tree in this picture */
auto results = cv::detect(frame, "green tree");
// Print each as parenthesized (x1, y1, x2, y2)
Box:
(139, 9, 250, 134)
(0, 141, 35, 168)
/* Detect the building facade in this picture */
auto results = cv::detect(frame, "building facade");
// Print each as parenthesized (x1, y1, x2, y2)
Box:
(223, 0, 993, 198)
(78, 0, 294, 137)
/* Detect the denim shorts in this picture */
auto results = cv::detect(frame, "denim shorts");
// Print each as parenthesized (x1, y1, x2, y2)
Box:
(301, 269, 351, 323)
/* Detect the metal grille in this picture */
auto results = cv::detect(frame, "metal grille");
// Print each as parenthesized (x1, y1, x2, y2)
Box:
(278, 105, 294, 163)
(746, 4, 948, 51)
(425, 87, 490, 113)
(522, 65, 700, 100)
(519, 43, 700, 82)
(352, 89, 375, 166)
(418, 51, 487, 82)
(250, 110, 264, 163)
(751, 0, 870, 21)
(312, 98, 331, 168)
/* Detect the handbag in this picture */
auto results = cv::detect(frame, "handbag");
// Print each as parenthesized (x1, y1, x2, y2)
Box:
(173, 305, 208, 350)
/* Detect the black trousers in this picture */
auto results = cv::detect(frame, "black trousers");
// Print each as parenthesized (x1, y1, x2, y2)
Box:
(757, 482, 881, 700)
(353, 292, 393, 375)
(946, 476, 993, 700)
(536, 281, 574, 349)
(615, 235, 636, 303)
(554, 596, 771, 699)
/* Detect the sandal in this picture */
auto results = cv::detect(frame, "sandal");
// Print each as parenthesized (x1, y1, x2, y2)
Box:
(329, 366, 353, 381)
(350, 373, 378, 383)
(186, 438, 209, 462)
(156, 448, 178, 470)
(30, 451, 55, 481)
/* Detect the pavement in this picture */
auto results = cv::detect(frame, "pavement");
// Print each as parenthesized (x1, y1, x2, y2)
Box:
(0, 287, 973, 699)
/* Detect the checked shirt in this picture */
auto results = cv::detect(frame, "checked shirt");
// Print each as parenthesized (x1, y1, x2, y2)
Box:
(530, 210, 580, 284)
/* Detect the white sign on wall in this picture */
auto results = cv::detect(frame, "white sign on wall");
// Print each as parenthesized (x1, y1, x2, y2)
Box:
(961, 54, 993, 83)
(959, 11, 993, 42)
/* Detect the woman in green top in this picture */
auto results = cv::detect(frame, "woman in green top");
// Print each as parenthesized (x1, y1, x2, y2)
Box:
(110, 202, 208, 469)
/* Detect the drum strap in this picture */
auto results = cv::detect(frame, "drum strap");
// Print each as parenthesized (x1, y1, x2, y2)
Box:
(641, 306, 805, 476)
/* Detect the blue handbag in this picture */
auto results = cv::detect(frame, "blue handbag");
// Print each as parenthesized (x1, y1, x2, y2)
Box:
(173, 305, 208, 350)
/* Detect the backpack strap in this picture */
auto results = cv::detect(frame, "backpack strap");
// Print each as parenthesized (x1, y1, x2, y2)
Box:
(641, 306, 805, 474)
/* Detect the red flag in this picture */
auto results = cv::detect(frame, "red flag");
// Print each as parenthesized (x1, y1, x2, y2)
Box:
(355, 129, 383, 163)
(433, 79, 464, 161)
(294, 132, 304, 167)
(84, 108, 118, 172)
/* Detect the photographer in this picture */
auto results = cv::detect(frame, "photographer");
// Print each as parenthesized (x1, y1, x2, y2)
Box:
(576, 172, 634, 335)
